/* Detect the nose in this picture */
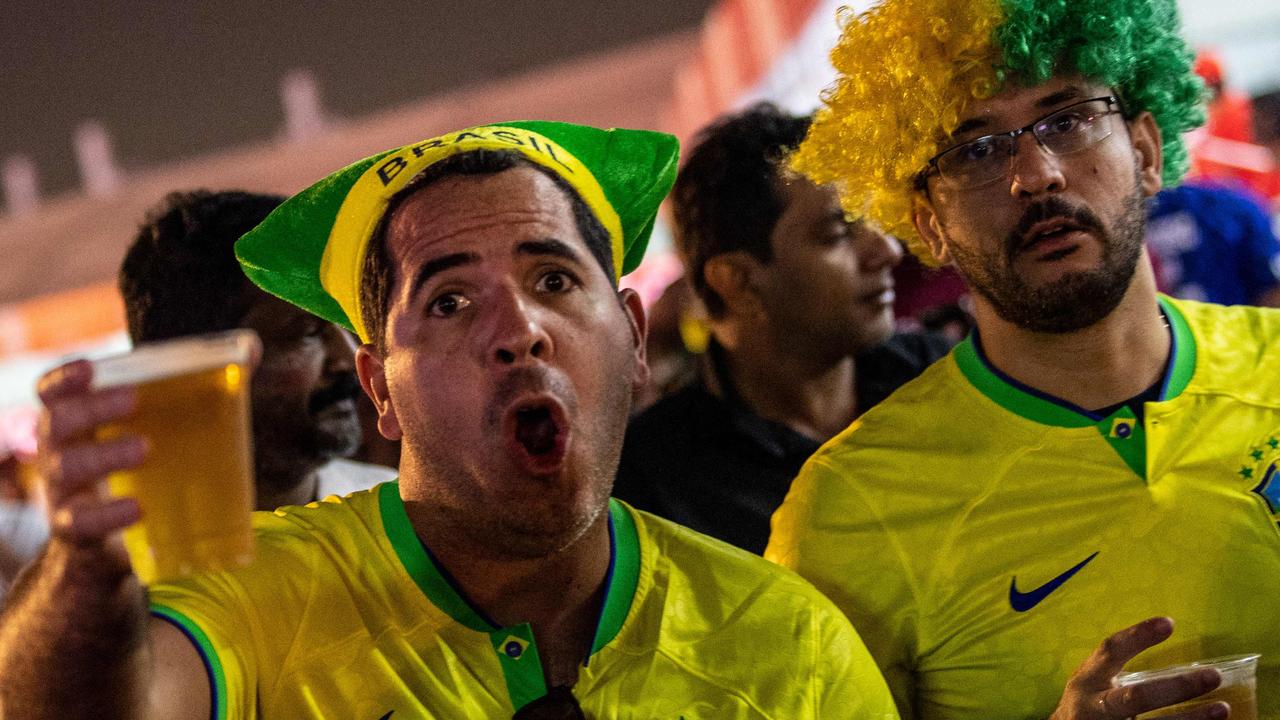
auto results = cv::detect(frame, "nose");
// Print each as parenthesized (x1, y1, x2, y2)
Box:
(856, 226, 904, 273)
(1009, 132, 1067, 198)
(321, 325, 358, 374)
(478, 287, 552, 367)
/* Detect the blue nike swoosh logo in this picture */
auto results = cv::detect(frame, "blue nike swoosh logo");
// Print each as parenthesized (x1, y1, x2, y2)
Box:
(1009, 551, 1099, 612)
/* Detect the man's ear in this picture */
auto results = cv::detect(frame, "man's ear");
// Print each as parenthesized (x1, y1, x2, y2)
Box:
(1129, 111, 1164, 197)
(703, 252, 763, 318)
(618, 288, 650, 392)
(912, 195, 952, 266)
(355, 344, 402, 441)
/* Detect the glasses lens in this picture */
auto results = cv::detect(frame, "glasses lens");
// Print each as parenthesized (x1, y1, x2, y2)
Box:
(936, 135, 1012, 188)
(512, 686, 587, 720)
(1035, 99, 1113, 155)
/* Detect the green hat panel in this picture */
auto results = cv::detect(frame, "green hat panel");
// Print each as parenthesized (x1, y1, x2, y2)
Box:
(236, 121, 679, 341)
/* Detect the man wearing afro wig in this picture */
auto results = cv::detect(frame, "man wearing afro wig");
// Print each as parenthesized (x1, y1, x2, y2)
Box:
(767, 1, 1280, 718)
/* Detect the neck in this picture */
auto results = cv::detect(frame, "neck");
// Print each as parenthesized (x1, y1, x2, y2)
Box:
(712, 320, 859, 442)
(253, 455, 324, 511)
(404, 492, 612, 689)
(973, 261, 1169, 412)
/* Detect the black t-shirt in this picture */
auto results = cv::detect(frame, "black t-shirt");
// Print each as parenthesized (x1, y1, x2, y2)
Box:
(614, 333, 953, 554)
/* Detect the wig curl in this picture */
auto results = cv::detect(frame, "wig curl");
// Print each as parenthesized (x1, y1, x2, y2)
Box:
(792, 0, 1205, 263)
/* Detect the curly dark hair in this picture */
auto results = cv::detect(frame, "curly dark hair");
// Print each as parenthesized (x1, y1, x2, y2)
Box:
(671, 103, 811, 318)
(120, 190, 284, 342)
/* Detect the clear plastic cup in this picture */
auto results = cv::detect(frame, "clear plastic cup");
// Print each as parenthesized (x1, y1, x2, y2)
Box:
(91, 330, 259, 584)
(1116, 653, 1260, 720)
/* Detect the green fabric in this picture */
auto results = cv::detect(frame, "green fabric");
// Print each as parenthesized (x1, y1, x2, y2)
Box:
(236, 121, 679, 335)
(490, 624, 547, 711)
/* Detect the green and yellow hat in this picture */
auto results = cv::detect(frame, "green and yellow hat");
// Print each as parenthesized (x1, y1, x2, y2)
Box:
(236, 121, 679, 342)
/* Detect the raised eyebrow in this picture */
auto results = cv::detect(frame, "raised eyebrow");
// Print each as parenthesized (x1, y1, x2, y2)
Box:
(949, 118, 989, 139)
(515, 238, 586, 265)
(407, 251, 479, 303)
(1036, 87, 1085, 110)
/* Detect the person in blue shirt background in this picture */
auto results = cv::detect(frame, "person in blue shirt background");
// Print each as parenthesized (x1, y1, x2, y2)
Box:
(1145, 180, 1280, 307)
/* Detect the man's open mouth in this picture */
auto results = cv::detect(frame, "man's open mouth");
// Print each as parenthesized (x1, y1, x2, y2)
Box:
(503, 397, 570, 473)
(515, 405, 559, 455)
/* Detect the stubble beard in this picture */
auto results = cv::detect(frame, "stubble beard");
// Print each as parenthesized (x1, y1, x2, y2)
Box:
(948, 176, 1147, 334)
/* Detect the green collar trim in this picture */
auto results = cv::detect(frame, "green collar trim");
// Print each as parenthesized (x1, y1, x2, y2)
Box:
(953, 296, 1196, 428)
(378, 482, 639, 709)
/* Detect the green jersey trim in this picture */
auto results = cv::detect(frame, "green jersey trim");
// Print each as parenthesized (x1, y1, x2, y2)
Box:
(377, 482, 640, 711)
(953, 296, 1196, 428)
(592, 499, 640, 655)
(150, 603, 228, 720)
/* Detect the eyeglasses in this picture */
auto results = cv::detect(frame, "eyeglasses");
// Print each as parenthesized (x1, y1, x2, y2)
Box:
(918, 96, 1123, 190)
(512, 686, 587, 720)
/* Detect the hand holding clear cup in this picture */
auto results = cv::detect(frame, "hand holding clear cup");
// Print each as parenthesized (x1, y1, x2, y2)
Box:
(38, 330, 260, 584)
(1049, 617, 1244, 720)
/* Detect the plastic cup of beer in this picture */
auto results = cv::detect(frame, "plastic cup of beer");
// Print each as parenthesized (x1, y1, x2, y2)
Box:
(1116, 653, 1260, 720)
(91, 330, 259, 584)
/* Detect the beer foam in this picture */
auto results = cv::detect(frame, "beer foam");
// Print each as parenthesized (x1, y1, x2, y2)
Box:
(91, 329, 259, 390)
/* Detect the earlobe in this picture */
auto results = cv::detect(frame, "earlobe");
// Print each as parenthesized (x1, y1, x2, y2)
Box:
(1130, 112, 1164, 196)
(912, 198, 951, 265)
(704, 253, 762, 318)
(355, 344, 402, 441)
(618, 288, 651, 391)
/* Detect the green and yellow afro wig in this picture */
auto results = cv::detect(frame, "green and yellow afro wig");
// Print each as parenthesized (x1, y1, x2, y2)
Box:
(792, 0, 1206, 262)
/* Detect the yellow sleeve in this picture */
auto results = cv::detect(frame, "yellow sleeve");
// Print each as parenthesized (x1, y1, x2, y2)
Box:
(809, 586, 902, 719)
(767, 454, 924, 717)
(149, 573, 260, 720)
(146, 520, 320, 720)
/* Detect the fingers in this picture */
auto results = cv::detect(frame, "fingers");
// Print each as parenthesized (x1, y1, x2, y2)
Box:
(1101, 669, 1224, 718)
(35, 358, 148, 546)
(43, 435, 148, 507)
(51, 496, 142, 544)
(1075, 617, 1175, 688)
(40, 387, 138, 446)
(36, 358, 93, 402)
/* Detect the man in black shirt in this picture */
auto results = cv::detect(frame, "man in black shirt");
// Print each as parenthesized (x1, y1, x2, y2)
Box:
(615, 105, 951, 553)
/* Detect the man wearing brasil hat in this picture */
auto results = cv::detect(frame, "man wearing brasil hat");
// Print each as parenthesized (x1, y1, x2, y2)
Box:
(765, 0, 1280, 718)
(1, 121, 898, 718)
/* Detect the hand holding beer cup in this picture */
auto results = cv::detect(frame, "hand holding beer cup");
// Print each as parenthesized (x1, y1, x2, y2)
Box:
(1049, 617, 1230, 720)
(38, 330, 260, 584)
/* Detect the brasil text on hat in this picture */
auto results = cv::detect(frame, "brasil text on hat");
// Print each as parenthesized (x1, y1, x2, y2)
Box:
(236, 120, 680, 342)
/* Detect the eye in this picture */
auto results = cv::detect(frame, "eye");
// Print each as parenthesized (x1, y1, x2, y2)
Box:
(535, 270, 577, 294)
(428, 292, 471, 317)
(957, 136, 999, 163)
(1042, 111, 1085, 136)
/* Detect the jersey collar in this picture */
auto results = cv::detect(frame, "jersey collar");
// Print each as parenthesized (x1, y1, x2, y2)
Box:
(953, 295, 1196, 428)
(376, 481, 639, 651)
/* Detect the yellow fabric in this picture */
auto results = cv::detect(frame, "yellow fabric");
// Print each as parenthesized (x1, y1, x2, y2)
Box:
(321, 126, 625, 340)
(767, 298, 1280, 719)
(149, 485, 899, 719)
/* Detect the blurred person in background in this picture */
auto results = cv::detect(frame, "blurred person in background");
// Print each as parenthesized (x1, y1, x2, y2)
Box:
(1194, 50, 1254, 144)
(614, 104, 951, 555)
(119, 190, 396, 510)
(1146, 180, 1280, 307)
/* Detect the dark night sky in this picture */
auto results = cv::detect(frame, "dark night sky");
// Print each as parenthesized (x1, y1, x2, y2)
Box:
(2, 1, 714, 197)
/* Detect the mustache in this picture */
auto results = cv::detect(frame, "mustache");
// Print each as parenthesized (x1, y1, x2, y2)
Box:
(308, 371, 362, 413)
(484, 366, 575, 428)
(1005, 197, 1106, 258)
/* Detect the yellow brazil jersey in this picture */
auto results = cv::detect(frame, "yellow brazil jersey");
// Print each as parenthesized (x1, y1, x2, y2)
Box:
(149, 482, 898, 719)
(766, 297, 1280, 719)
